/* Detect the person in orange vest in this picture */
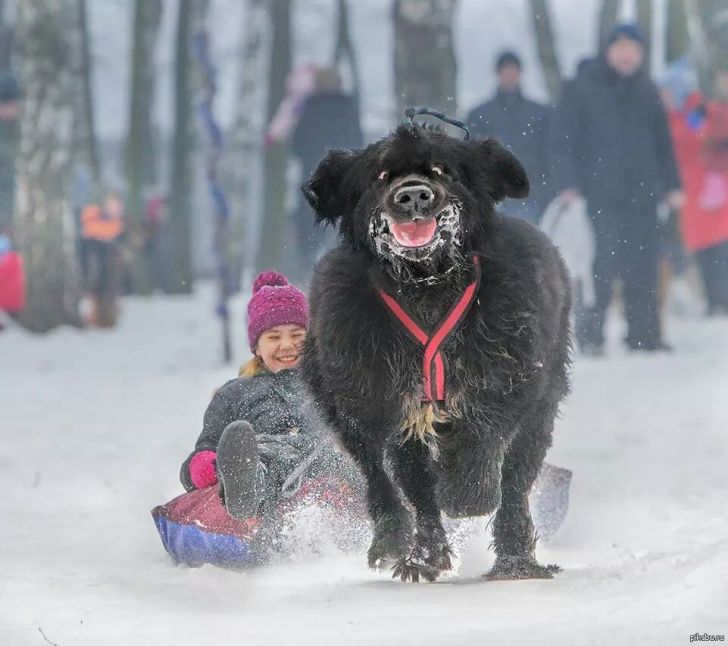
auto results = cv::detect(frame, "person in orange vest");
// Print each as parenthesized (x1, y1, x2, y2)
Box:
(666, 68, 728, 315)
(79, 190, 125, 327)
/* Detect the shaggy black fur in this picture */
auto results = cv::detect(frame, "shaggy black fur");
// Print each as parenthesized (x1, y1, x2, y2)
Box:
(300, 124, 572, 582)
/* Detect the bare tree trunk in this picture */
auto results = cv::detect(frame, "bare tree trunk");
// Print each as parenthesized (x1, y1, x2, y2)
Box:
(77, 0, 100, 186)
(167, 0, 197, 294)
(598, 0, 621, 50)
(125, 0, 162, 294)
(687, 0, 728, 97)
(228, 0, 267, 289)
(15, 0, 83, 332)
(699, 1, 728, 73)
(256, 0, 291, 273)
(636, 0, 652, 72)
(333, 0, 361, 111)
(528, 0, 562, 103)
(192, 0, 234, 362)
(666, 0, 689, 63)
(0, 0, 13, 70)
(0, 0, 16, 235)
(685, 0, 711, 94)
(393, 0, 458, 115)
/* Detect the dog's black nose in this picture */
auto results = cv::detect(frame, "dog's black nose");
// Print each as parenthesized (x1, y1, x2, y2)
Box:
(393, 183, 434, 215)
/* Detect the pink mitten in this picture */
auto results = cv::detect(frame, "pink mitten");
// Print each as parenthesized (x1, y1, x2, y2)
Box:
(188, 450, 218, 489)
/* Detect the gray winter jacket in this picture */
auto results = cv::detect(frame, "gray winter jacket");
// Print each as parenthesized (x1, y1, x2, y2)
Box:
(180, 368, 332, 493)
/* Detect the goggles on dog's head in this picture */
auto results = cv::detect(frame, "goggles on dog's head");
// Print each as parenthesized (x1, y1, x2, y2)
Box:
(403, 106, 470, 141)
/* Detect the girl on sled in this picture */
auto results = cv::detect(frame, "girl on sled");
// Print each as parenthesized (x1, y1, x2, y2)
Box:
(154, 271, 361, 568)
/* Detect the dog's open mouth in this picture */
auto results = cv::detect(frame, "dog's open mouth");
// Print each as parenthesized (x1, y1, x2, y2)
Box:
(371, 202, 462, 261)
(389, 217, 438, 248)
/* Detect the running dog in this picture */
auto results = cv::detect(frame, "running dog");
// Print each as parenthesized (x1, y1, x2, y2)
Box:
(300, 123, 571, 582)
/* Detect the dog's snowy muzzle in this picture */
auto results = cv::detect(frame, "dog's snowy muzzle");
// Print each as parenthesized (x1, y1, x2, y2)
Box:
(370, 202, 462, 263)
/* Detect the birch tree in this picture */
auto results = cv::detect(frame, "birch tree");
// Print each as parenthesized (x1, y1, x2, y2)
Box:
(228, 0, 267, 288)
(14, 0, 83, 332)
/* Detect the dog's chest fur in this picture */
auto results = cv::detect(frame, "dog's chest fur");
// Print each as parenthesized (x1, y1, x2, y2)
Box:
(375, 273, 538, 440)
(309, 247, 544, 447)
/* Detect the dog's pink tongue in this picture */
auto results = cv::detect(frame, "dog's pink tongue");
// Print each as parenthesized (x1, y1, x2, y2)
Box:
(390, 218, 437, 247)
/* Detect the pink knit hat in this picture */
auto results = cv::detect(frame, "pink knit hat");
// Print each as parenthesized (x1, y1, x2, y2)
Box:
(247, 271, 309, 352)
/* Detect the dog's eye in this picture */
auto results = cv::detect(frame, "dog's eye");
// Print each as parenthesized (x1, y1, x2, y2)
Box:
(431, 165, 444, 176)
(377, 170, 389, 181)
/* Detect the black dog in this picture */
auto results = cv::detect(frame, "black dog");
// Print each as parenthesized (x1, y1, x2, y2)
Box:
(300, 123, 571, 582)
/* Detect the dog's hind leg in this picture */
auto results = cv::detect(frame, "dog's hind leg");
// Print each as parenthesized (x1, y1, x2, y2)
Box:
(337, 427, 414, 572)
(484, 400, 562, 581)
(388, 438, 452, 583)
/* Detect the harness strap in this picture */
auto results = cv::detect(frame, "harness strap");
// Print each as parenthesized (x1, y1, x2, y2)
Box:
(377, 256, 481, 403)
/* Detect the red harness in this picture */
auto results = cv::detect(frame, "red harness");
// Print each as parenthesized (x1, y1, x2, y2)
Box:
(376, 256, 481, 403)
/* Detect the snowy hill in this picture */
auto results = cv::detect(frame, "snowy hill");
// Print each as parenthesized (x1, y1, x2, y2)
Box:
(1, 285, 726, 645)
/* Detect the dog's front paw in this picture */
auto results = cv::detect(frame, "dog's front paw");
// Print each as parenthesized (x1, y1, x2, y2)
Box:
(392, 537, 454, 583)
(391, 520, 454, 583)
(483, 555, 561, 581)
(367, 514, 413, 571)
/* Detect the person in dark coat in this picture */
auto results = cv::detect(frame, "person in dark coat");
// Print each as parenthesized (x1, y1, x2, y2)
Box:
(551, 24, 683, 354)
(180, 271, 352, 520)
(466, 51, 553, 223)
(291, 67, 363, 279)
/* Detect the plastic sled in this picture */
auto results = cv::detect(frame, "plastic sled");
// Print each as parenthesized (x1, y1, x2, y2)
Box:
(152, 476, 364, 568)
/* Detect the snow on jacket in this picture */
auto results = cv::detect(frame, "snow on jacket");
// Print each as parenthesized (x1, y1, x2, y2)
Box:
(550, 57, 681, 213)
(668, 92, 728, 252)
(180, 368, 330, 492)
(466, 89, 553, 217)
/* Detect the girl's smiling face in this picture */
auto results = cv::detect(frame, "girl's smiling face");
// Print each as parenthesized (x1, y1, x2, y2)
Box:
(255, 324, 307, 373)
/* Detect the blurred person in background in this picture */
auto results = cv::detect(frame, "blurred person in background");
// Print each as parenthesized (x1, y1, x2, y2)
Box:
(291, 66, 362, 281)
(0, 228, 24, 329)
(666, 66, 728, 316)
(466, 50, 552, 223)
(79, 190, 125, 327)
(551, 24, 683, 355)
(144, 190, 169, 293)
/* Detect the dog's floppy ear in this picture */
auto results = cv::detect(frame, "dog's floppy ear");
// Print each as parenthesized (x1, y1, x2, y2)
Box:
(473, 138, 530, 202)
(301, 149, 358, 224)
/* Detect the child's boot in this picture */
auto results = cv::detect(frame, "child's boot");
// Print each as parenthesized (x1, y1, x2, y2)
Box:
(217, 421, 261, 519)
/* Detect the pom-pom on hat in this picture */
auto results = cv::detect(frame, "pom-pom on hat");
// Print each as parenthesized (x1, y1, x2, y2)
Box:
(247, 270, 308, 352)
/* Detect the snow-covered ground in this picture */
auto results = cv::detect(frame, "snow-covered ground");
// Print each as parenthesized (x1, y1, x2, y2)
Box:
(1, 285, 726, 645)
